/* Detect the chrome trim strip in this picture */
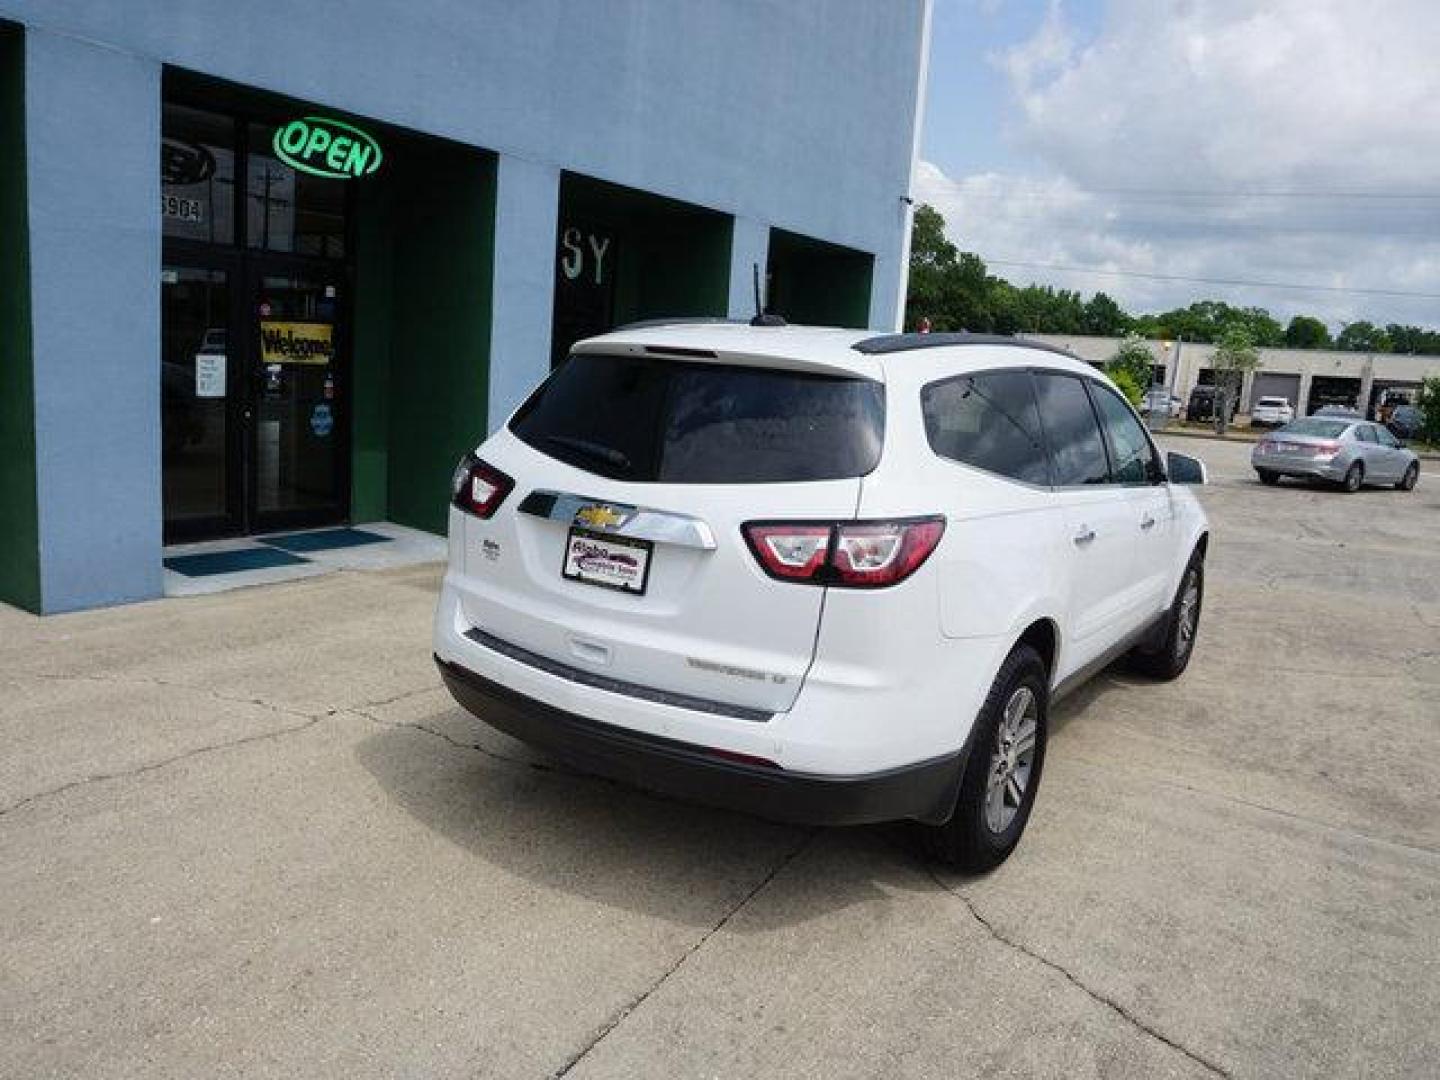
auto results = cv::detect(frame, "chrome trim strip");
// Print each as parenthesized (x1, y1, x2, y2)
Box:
(517, 489, 717, 550)
(464, 627, 772, 723)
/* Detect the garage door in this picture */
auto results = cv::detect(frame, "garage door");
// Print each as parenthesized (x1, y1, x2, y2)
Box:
(1306, 376, 1361, 415)
(1249, 372, 1301, 411)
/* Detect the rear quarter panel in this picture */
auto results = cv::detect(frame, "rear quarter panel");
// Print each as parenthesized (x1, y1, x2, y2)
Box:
(858, 351, 1069, 646)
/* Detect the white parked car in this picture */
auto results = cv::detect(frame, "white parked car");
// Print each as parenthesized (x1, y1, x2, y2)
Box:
(434, 325, 1211, 869)
(1250, 396, 1295, 427)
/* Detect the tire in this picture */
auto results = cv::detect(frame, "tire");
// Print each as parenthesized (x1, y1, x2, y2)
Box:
(1340, 462, 1363, 493)
(1128, 554, 1204, 681)
(1256, 469, 1280, 486)
(1397, 463, 1419, 491)
(922, 644, 1048, 872)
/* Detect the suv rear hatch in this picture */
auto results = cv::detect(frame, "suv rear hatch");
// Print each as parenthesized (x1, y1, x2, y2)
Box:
(454, 347, 885, 715)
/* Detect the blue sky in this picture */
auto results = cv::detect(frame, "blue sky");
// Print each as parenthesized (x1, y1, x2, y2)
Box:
(922, 0, 1101, 177)
(913, 1, 1440, 328)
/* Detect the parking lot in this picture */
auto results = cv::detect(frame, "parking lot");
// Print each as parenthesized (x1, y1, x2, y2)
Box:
(2, 435, 1436, 1079)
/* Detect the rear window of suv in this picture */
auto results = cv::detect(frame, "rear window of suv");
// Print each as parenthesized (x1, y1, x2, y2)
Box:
(510, 353, 885, 483)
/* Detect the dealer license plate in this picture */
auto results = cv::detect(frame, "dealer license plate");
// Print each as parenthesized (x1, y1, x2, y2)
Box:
(562, 528, 653, 596)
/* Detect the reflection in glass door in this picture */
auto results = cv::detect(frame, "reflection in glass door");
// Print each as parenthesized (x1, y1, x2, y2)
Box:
(162, 266, 236, 538)
(162, 93, 353, 541)
(252, 271, 345, 528)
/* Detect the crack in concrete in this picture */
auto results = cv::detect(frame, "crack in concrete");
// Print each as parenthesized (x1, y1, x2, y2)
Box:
(0, 677, 439, 819)
(409, 718, 575, 776)
(0, 712, 336, 818)
(926, 868, 1231, 1079)
(12, 670, 320, 721)
(354, 683, 445, 711)
(551, 829, 817, 1079)
(346, 698, 578, 776)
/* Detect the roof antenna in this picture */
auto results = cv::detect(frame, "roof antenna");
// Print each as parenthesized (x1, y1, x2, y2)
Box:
(749, 262, 786, 327)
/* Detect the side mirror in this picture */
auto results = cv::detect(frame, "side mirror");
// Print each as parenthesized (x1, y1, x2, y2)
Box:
(1166, 451, 1208, 485)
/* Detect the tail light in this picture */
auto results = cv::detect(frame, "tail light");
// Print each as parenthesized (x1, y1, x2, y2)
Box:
(1312, 441, 1341, 457)
(742, 517, 945, 589)
(451, 454, 514, 519)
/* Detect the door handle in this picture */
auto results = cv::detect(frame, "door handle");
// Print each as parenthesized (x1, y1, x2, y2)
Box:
(1140, 515, 1156, 531)
(1073, 527, 1096, 546)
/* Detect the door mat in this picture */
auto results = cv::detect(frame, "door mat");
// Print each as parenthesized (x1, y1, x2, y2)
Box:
(257, 527, 393, 553)
(163, 547, 311, 577)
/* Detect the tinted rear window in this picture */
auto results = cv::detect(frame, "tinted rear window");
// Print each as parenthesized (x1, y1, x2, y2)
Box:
(510, 353, 885, 483)
(921, 371, 1050, 485)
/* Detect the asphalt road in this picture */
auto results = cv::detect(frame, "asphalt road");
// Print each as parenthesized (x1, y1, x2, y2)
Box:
(2, 436, 1436, 1079)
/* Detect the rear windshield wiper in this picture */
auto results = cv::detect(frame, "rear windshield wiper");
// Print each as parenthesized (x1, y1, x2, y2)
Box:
(544, 434, 633, 473)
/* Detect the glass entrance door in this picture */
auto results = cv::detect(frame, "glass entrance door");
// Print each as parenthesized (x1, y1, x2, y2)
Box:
(162, 265, 241, 540)
(249, 267, 347, 532)
(161, 93, 354, 543)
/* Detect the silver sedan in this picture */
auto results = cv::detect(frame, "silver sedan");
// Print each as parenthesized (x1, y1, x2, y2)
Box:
(1252, 417, 1420, 492)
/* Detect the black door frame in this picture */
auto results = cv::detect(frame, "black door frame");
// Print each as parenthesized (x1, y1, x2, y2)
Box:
(161, 80, 358, 543)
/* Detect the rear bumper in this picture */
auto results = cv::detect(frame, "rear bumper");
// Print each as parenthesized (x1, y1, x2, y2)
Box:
(436, 655, 966, 826)
(1252, 452, 1346, 480)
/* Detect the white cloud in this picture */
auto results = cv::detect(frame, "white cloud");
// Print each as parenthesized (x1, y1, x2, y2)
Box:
(919, 0, 1440, 328)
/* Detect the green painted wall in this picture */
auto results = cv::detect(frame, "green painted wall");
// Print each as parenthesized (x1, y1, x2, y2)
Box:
(0, 24, 40, 612)
(767, 228, 874, 328)
(553, 174, 730, 361)
(350, 180, 394, 523)
(351, 137, 495, 536)
(622, 212, 731, 323)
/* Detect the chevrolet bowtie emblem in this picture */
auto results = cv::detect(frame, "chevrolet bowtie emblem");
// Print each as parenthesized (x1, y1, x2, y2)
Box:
(574, 504, 629, 530)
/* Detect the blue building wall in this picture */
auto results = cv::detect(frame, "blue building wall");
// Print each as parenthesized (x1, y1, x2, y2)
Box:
(0, 1, 928, 610)
(24, 31, 162, 611)
(2, 2, 924, 257)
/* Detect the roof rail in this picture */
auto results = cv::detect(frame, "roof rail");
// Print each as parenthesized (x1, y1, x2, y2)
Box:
(851, 331, 1083, 361)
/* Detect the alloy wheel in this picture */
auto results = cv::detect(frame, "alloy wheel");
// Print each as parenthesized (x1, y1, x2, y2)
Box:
(1176, 569, 1200, 659)
(984, 685, 1039, 834)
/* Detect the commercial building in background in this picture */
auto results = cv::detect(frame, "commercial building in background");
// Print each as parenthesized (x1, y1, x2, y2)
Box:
(1030, 335, 1440, 419)
(0, 2, 932, 613)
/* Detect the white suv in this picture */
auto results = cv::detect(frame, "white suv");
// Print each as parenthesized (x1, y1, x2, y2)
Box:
(434, 324, 1210, 868)
(1250, 396, 1295, 427)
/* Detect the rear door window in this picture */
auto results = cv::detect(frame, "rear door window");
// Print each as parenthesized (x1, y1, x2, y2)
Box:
(921, 371, 1050, 486)
(511, 353, 885, 483)
(1034, 373, 1110, 485)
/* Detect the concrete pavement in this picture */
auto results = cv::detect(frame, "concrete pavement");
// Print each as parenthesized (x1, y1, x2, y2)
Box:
(1, 437, 1436, 1078)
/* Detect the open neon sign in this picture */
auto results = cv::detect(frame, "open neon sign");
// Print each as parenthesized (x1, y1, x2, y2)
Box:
(272, 117, 383, 179)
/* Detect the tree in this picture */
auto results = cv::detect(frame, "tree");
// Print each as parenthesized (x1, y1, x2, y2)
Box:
(1384, 324, 1440, 355)
(902, 204, 1440, 359)
(1416, 377, 1440, 446)
(1084, 292, 1130, 336)
(1236, 306, 1286, 347)
(1107, 367, 1145, 409)
(908, 204, 956, 270)
(1284, 315, 1332, 350)
(1210, 328, 1260, 434)
(1105, 333, 1155, 405)
(1336, 321, 1391, 353)
(905, 205, 959, 331)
